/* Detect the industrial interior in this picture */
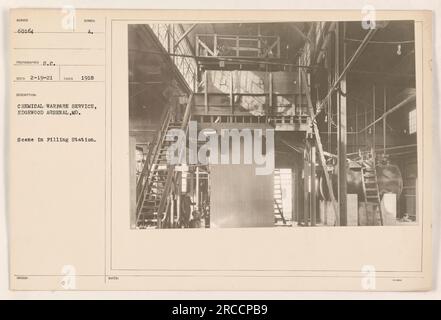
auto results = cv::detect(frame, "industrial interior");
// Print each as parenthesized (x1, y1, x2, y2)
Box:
(129, 21, 417, 229)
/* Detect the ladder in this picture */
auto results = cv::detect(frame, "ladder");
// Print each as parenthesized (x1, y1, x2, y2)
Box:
(274, 169, 287, 225)
(360, 149, 383, 226)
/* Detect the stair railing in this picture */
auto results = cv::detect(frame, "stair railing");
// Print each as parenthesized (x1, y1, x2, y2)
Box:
(370, 147, 383, 225)
(135, 106, 172, 219)
(156, 93, 194, 224)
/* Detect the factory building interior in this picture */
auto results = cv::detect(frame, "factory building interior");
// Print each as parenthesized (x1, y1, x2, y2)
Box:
(128, 21, 417, 229)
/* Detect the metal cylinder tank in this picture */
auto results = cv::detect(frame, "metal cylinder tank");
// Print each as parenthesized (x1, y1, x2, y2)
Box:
(319, 161, 403, 201)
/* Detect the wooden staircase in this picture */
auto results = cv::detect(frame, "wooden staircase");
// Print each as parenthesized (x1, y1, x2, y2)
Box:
(274, 169, 287, 226)
(136, 95, 193, 229)
(360, 149, 383, 226)
(137, 121, 181, 228)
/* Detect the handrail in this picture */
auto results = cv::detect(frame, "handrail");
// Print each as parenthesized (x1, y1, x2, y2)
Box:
(135, 141, 154, 200)
(135, 106, 172, 219)
(136, 104, 170, 197)
(156, 93, 193, 223)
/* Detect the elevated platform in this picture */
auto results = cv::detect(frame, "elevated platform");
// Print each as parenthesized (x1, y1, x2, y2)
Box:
(191, 113, 310, 131)
(196, 33, 282, 71)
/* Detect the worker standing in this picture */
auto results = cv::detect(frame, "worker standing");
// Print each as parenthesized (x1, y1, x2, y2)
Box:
(179, 193, 194, 228)
(189, 210, 202, 228)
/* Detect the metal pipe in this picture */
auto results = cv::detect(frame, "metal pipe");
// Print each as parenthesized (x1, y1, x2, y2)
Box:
(344, 38, 414, 45)
(347, 143, 417, 156)
(358, 94, 416, 133)
(313, 27, 378, 119)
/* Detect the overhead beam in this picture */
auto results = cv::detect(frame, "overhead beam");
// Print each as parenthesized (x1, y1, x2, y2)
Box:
(174, 24, 197, 50)
(130, 48, 320, 69)
(349, 69, 415, 78)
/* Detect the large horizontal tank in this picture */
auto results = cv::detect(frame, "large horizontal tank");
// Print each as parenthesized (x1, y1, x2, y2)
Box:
(319, 159, 403, 201)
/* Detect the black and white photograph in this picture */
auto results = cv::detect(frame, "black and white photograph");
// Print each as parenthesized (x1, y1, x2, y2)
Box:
(129, 21, 418, 230)
(4, 2, 437, 295)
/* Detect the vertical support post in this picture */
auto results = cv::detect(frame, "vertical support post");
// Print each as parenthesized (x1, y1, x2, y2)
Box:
(337, 21, 347, 226)
(177, 180, 181, 224)
(373, 84, 376, 149)
(355, 103, 358, 153)
(194, 69, 197, 93)
(129, 136, 137, 228)
(300, 69, 339, 225)
(276, 37, 281, 59)
(170, 194, 174, 227)
(171, 24, 175, 63)
(157, 200, 162, 229)
(167, 24, 171, 53)
(292, 164, 297, 224)
(269, 72, 273, 113)
(303, 142, 310, 226)
(213, 33, 218, 56)
(383, 86, 387, 152)
(310, 145, 317, 226)
(257, 24, 262, 57)
(327, 51, 332, 152)
(204, 71, 208, 114)
(189, 168, 194, 210)
(298, 58, 302, 115)
(196, 166, 200, 211)
(365, 102, 368, 147)
(297, 163, 303, 225)
(236, 36, 239, 57)
(230, 72, 234, 114)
